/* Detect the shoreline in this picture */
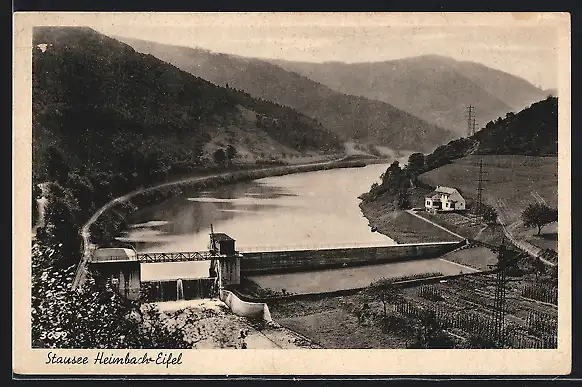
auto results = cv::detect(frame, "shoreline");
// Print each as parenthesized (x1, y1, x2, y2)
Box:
(72, 155, 389, 290)
(359, 202, 462, 245)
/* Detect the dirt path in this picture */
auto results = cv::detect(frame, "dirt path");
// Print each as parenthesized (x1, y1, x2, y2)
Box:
(405, 209, 466, 240)
(531, 190, 548, 206)
(473, 225, 488, 241)
(31, 182, 48, 239)
(495, 199, 555, 267)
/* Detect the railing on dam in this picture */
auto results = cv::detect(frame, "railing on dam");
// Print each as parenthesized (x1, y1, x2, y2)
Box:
(133, 241, 464, 264)
(239, 241, 466, 275)
(137, 251, 215, 263)
(237, 241, 460, 253)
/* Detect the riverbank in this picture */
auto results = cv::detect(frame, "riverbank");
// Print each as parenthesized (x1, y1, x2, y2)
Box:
(73, 155, 387, 289)
(359, 204, 461, 244)
(357, 173, 465, 244)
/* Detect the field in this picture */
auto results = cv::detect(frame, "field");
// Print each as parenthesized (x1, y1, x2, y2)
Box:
(414, 210, 484, 240)
(419, 155, 558, 252)
(439, 246, 499, 271)
(269, 272, 558, 349)
(359, 206, 461, 244)
(269, 294, 410, 348)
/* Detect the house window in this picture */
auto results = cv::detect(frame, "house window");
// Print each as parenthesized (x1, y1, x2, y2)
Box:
(426, 200, 430, 206)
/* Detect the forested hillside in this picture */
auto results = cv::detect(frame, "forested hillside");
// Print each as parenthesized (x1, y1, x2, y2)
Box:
(33, 27, 342, 185)
(360, 96, 558, 209)
(32, 26, 343, 268)
(271, 54, 548, 136)
(424, 96, 558, 171)
(116, 37, 454, 152)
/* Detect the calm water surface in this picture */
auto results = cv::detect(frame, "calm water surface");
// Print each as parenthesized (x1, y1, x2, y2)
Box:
(118, 164, 394, 280)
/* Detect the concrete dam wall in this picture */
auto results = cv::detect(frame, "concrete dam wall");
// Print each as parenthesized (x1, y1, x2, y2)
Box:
(240, 242, 464, 275)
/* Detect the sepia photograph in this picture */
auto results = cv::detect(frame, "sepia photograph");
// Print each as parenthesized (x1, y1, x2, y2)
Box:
(14, 12, 571, 375)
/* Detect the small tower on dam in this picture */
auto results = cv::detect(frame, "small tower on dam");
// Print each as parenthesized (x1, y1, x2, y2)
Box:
(88, 247, 141, 301)
(210, 232, 242, 287)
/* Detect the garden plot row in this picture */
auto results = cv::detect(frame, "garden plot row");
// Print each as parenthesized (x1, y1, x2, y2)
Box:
(396, 287, 557, 348)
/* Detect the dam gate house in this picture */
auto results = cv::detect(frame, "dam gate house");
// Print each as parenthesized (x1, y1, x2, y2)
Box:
(88, 232, 242, 302)
(89, 248, 141, 300)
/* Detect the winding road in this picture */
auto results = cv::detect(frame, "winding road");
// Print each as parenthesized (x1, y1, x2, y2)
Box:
(495, 198, 556, 267)
(72, 155, 380, 290)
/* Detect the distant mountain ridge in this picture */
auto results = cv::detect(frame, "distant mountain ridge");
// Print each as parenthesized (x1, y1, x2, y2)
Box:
(114, 36, 455, 153)
(269, 54, 548, 136)
(32, 27, 343, 181)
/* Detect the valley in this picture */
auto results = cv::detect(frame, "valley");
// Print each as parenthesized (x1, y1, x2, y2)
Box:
(29, 23, 562, 353)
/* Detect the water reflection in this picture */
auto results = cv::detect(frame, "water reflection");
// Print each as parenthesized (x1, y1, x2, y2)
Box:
(119, 164, 394, 258)
(121, 181, 292, 239)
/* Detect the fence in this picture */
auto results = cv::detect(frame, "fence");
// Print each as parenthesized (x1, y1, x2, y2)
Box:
(391, 301, 557, 349)
(239, 242, 390, 253)
(238, 240, 460, 253)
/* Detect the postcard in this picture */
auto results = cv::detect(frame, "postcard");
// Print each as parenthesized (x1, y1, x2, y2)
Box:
(13, 11, 571, 376)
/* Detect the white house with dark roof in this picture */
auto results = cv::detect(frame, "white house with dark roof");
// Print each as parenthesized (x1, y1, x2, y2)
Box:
(425, 186, 466, 212)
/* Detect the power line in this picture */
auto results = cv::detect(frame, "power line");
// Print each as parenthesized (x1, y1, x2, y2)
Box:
(475, 158, 490, 217)
(492, 239, 508, 346)
(466, 106, 475, 137)
(488, 241, 525, 347)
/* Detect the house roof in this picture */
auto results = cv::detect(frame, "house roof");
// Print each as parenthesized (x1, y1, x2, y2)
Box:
(213, 233, 235, 242)
(91, 248, 138, 263)
(435, 186, 458, 195)
(425, 186, 464, 200)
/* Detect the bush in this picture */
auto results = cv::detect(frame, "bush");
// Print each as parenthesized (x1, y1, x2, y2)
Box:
(32, 241, 190, 349)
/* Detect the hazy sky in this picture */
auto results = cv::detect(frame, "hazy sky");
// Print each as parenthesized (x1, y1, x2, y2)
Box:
(94, 20, 559, 90)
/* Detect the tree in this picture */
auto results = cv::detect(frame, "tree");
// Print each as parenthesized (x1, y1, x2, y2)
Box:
(66, 173, 95, 215)
(533, 257, 547, 278)
(41, 182, 82, 267)
(213, 148, 226, 166)
(406, 153, 425, 176)
(521, 203, 558, 235)
(481, 203, 498, 224)
(31, 240, 190, 349)
(363, 278, 404, 317)
(467, 334, 499, 349)
(225, 145, 237, 164)
(45, 146, 70, 185)
(89, 172, 114, 206)
(397, 189, 411, 210)
(381, 161, 402, 183)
